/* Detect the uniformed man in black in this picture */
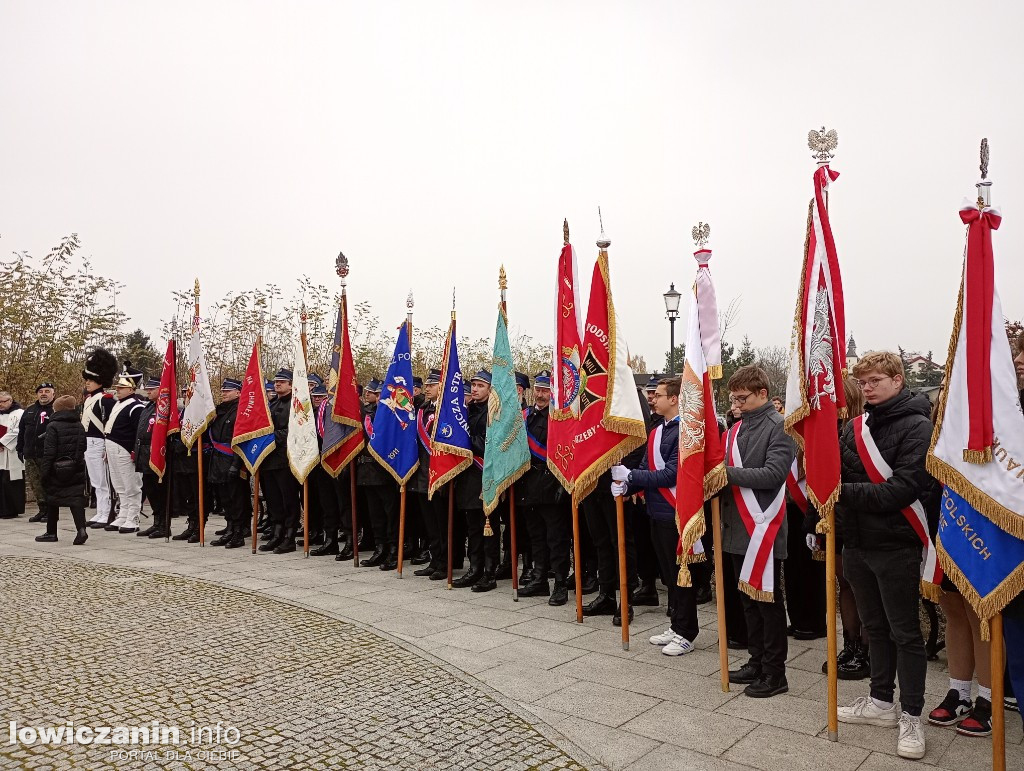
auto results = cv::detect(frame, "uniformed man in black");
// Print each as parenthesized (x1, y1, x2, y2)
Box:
(453, 370, 499, 592)
(357, 379, 400, 568)
(170, 388, 201, 541)
(258, 368, 301, 554)
(309, 377, 351, 557)
(207, 378, 251, 548)
(410, 369, 444, 577)
(17, 381, 56, 522)
(299, 373, 327, 547)
(517, 371, 572, 605)
(135, 378, 170, 538)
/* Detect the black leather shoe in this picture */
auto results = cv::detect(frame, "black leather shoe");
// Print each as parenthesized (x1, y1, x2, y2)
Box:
(209, 529, 232, 547)
(360, 546, 386, 567)
(214, 526, 228, 536)
(612, 604, 634, 627)
(104, 524, 120, 532)
(337, 543, 354, 560)
(259, 525, 285, 552)
(452, 570, 482, 588)
(35, 533, 57, 542)
(148, 529, 169, 539)
(118, 527, 139, 534)
(224, 533, 246, 549)
(380, 547, 399, 571)
(549, 581, 569, 606)
(73, 528, 88, 546)
(727, 638, 748, 651)
(429, 570, 447, 581)
(274, 528, 297, 554)
(413, 566, 435, 577)
(29, 512, 47, 523)
(631, 582, 659, 607)
(695, 584, 713, 605)
(520, 567, 536, 585)
(729, 661, 762, 685)
(471, 573, 497, 592)
(518, 580, 550, 598)
(582, 593, 616, 616)
(172, 525, 197, 541)
(581, 575, 600, 595)
(744, 673, 788, 698)
(494, 559, 513, 580)
(187, 530, 201, 544)
(87, 521, 107, 529)
(137, 525, 157, 537)
(410, 550, 431, 566)
(310, 538, 340, 557)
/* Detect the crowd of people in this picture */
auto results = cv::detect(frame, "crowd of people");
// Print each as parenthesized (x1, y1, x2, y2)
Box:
(1, 339, 1022, 762)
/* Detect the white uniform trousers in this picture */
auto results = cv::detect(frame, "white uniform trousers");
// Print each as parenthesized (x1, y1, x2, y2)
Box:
(106, 441, 142, 528)
(85, 437, 111, 524)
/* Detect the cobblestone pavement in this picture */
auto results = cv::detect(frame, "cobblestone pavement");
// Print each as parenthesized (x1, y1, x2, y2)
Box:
(0, 556, 590, 770)
(1, 514, 1021, 771)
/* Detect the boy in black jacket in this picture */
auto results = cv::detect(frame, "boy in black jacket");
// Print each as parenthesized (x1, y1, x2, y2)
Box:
(36, 395, 89, 545)
(612, 378, 697, 656)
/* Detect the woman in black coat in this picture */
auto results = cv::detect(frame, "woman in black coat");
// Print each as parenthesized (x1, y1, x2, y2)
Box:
(35, 395, 89, 545)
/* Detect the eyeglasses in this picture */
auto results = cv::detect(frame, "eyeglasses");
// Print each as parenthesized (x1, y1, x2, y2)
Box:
(729, 393, 752, 405)
(855, 376, 892, 389)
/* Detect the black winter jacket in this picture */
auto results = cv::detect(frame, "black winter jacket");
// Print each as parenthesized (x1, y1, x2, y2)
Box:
(837, 389, 940, 551)
(626, 417, 678, 522)
(455, 400, 487, 510)
(134, 401, 157, 473)
(356, 402, 393, 487)
(516, 404, 565, 507)
(205, 399, 242, 484)
(409, 402, 436, 495)
(260, 393, 292, 471)
(16, 400, 55, 459)
(40, 410, 88, 506)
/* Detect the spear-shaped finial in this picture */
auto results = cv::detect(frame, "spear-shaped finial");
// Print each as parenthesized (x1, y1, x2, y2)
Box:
(563, 218, 570, 246)
(406, 290, 414, 312)
(193, 278, 201, 299)
(335, 251, 349, 289)
(808, 126, 839, 163)
(300, 302, 308, 324)
(980, 138, 990, 180)
(596, 207, 610, 250)
(451, 286, 456, 320)
(977, 138, 992, 209)
(499, 265, 508, 292)
(692, 221, 710, 249)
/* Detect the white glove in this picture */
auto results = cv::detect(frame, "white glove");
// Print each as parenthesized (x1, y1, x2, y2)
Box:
(806, 534, 820, 552)
(611, 481, 628, 497)
(610, 465, 630, 482)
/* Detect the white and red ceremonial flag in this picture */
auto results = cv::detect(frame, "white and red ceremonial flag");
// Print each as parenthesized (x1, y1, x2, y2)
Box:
(180, 303, 216, 450)
(691, 232, 722, 380)
(148, 339, 180, 480)
(547, 228, 584, 495)
(674, 282, 727, 586)
(783, 164, 847, 518)
(568, 239, 646, 504)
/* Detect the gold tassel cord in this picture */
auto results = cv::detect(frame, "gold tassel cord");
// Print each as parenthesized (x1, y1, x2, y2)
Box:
(962, 447, 993, 464)
(483, 513, 494, 537)
(707, 364, 723, 381)
(703, 463, 727, 500)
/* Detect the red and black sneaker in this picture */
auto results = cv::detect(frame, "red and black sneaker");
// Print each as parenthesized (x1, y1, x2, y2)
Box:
(956, 696, 993, 737)
(928, 689, 971, 726)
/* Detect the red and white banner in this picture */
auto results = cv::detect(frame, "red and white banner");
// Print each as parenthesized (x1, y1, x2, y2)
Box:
(548, 239, 584, 495)
(784, 165, 847, 520)
(674, 284, 726, 586)
(854, 414, 943, 599)
(693, 248, 722, 380)
(726, 421, 787, 601)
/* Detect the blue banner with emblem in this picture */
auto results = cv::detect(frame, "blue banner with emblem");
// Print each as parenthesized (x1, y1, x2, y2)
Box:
(368, 322, 419, 485)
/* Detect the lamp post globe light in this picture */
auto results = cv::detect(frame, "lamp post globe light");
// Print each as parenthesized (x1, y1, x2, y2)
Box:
(663, 282, 682, 375)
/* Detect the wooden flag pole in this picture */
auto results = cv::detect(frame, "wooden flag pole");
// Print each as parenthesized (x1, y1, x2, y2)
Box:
(615, 493, 630, 650)
(711, 497, 730, 692)
(335, 253, 361, 567)
(350, 464, 359, 566)
(164, 455, 174, 543)
(251, 470, 260, 554)
(446, 482, 454, 590)
(825, 507, 838, 739)
(572, 500, 583, 623)
(499, 266, 519, 602)
(992, 612, 1006, 771)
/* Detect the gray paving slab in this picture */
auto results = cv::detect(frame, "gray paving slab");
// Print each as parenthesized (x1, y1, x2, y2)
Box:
(723, 724, 869, 770)
(620, 700, 758, 756)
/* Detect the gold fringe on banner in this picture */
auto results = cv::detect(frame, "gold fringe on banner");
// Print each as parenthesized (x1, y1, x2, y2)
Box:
(812, 550, 826, 562)
(707, 364, 723, 381)
(782, 200, 816, 451)
(739, 581, 775, 603)
(704, 463, 727, 499)
(920, 580, 944, 603)
(937, 536, 1024, 641)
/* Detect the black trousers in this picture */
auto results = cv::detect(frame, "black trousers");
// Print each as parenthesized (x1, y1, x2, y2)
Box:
(784, 504, 826, 636)
(0, 471, 26, 518)
(731, 554, 788, 677)
(843, 545, 927, 716)
(464, 508, 501, 573)
(45, 503, 86, 533)
(524, 502, 571, 582)
(722, 546, 749, 644)
(262, 467, 301, 528)
(311, 466, 350, 536)
(632, 500, 659, 583)
(582, 489, 637, 596)
(418, 491, 452, 571)
(215, 476, 251, 525)
(651, 518, 699, 641)
(363, 484, 399, 549)
(173, 471, 198, 522)
(141, 472, 168, 529)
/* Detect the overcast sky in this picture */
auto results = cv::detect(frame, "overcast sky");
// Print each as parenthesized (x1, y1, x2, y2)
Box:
(3, 1, 1022, 371)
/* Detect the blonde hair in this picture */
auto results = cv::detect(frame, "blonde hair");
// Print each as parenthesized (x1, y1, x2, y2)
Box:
(851, 351, 905, 382)
(842, 375, 865, 423)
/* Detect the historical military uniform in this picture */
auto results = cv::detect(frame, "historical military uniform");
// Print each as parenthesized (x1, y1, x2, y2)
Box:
(134, 379, 170, 538)
(259, 368, 301, 554)
(81, 348, 119, 527)
(208, 379, 251, 548)
(516, 371, 571, 605)
(104, 369, 146, 532)
(356, 379, 400, 568)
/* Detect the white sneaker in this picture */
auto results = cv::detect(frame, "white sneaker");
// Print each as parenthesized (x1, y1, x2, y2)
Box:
(649, 629, 676, 646)
(661, 634, 694, 656)
(837, 696, 900, 727)
(897, 712, 926, 760)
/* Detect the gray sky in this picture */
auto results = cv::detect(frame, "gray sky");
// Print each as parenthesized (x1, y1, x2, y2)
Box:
(3, 1, 1022, 371)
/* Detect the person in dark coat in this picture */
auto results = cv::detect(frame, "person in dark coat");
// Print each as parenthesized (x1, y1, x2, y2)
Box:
(16, 382, 55, 521)
(208, 379, 251, 549)
(134, 378, 171, 539)
(34, 395, 89, 545)
(258, 368, 302, 554)
(355, 379, 400, 567)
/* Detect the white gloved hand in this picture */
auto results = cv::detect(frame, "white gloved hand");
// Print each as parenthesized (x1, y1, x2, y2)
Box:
(806, 533, 819, 552)
(610, 465, 630, 482)
(611, 481, 628, 497)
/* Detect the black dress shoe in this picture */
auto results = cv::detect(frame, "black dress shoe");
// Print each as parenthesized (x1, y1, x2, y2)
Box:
(413, 566, 435, 577)
(148, 529, 169, 539)
(104, 524, 120, 532)
(695, 585, 713, 605)
(452, 570, 482, 588)
(549, 581, 569, 606)
(87, 521, 106, 529)
(224, 534, 246, 549)
(273, 529, 297, 554)
(630, 582, 659, 607)
(410, 550, 431, 566)
(520, 567, 536, 585)
(728, 661, 762, 685)
(581, 575, 600, 595)
(360, 546, 386, 567)
(118, 527, 139, 534)
(582, 593, 616, 616)
(172, 526, 196, 541)
(518, 580, 550, 598)
(214, 526, 228, 536)
(35, 533, 58, 542)
(793, 628, 826, 641)
(259, 526, 285, 552)
(29, 512, 47, 523)
(337, 543, 354, 560)
(73, 529, 88, 546)
(310, 539, 340, 557)
(612, 604, 634, 627)
(380, 547, 399, 571)
(429, 570, 447, 581)
(187, 531, 201, 544)
(471, 573, 497, 592)
(727, 638, 748, 651)
(494, 560, 513, 581)
(137, 525, 157, 537)
(209, 532, 232, 547)
(744, 673, 788, 698)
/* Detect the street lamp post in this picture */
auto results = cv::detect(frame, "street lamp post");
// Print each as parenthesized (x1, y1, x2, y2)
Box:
(663, 283, 682, 375)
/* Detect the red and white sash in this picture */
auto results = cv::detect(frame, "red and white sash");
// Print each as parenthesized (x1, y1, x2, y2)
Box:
(651, 418, 705, 558)
(726, 421, 787, 601)
(852, 415, 943, 599)
(786, 459, 808, 514)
